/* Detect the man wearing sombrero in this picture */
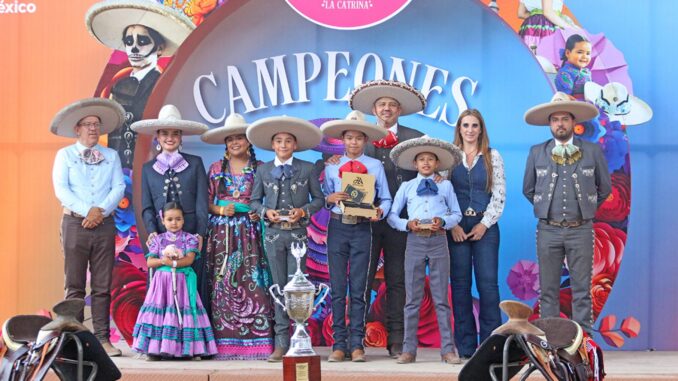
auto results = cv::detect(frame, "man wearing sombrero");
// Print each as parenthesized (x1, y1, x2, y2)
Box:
(247, 116, 325, 362)
(349, 79, 426, 358)
(523, 92, 611, 334)
(85, 0, 195, 169)
(321, 110, 391, 362)
(51, 98, 126, 356)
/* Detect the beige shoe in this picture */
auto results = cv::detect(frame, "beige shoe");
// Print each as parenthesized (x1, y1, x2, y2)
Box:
(100, 341, 122, 357)
(351, 348, 366, 362)
(396, 352, 416, 364)
(327, 349, 346, 362)
(267, 347, 286, 362)
(441, 352, 462, 364)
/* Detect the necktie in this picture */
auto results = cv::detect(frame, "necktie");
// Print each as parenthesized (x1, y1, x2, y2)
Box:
(339, 160, 368, 178)
(80, 148, 104, 165)
(416, 178, 439, 196)
(372, 130, 399, 149)
(271, 164, 294, 180)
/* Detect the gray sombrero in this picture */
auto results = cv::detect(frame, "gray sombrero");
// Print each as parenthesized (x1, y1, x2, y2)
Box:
(50, 97, 125, 138)
(350, 79, 426, 116)
(201, 113, 249, 144)
(524, 92, 599, 126)
(130, 104, 208, 135)
(85, 0, 195, 56)
(321, 110, 387, 142)
(246, 115, 322, 151)
(390, 135, 462, 171)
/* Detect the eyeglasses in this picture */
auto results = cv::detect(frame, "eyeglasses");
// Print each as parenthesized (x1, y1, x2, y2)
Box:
(78, 122, 102, 129)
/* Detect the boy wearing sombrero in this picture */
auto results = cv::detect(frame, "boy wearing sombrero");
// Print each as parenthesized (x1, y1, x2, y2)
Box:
(387, 136, 463, 365)
(51, 98, 126, 356)
(247, 116, 325, 362)
(320, 110, 392, 363)
(523, 92, 611, 334)
(86, 0, 195, 168)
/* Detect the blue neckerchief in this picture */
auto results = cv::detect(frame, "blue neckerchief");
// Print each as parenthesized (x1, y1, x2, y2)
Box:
(270, 164, 293, 180)
(416, 178, 439, 196)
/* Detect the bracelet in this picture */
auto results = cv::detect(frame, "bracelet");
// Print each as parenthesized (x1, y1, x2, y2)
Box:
(172, 260, 177, 268)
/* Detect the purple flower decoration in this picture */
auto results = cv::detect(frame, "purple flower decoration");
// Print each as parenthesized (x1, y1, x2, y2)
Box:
(507, 260, 540, 300)
(599, 120, 629, 172)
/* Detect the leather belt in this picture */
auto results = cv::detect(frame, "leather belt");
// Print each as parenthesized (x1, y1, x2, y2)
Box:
(543, 219, 590, 228)
(330, 212, 369, 225)
(464, 208, 484, 217)
(413, 229, 446, 238)
(269, 221, 303, 231)
(63, 208, 85, 218)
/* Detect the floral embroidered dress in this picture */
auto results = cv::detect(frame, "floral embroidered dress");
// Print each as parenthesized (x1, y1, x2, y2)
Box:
(132, 231, 218, 358)
(555, 62, 591, 100)
(203, 160, 274, 360)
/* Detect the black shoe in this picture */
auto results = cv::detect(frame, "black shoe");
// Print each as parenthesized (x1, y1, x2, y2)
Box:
(388, 343, 403, 359)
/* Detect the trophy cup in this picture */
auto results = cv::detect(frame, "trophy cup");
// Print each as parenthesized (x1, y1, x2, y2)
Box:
(270, 242, 329, 381)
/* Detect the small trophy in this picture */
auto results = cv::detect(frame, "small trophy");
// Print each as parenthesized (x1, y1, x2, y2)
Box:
(270, 242, 329, 380)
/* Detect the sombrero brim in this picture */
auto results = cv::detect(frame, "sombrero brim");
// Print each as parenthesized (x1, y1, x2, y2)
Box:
(350, 80, 426, 115)
(246, 116, 322, 151)
(85, 0, 195, 56)
(610, 96, 653, 125)
(130, 119, 208, 136)
(201, 125, 248, 144)
(320, 119, 387, 142)
(524, 100, 599, 126)
(50, 98, 125, 138)
(390, 138, 463, 171)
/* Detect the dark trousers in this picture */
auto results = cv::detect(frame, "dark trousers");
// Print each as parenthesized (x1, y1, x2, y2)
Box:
(60, 214, 116, 341)
(263, 226, 308, 349)
(536, 220, 594, 333)
(364, 219, 406, 347)
(327, 219, 372, 352)
(448, 215, 501, 357)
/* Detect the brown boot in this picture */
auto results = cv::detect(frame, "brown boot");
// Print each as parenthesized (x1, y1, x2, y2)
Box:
(327, 349, 346, 362)
(351, 348, 366, 362)
(441, 351, 462, 364)
(100, 341, 122, 357)
(388, 343, 403, 359)
(396, 352, 416, 364)
(267, 347, 286, 362)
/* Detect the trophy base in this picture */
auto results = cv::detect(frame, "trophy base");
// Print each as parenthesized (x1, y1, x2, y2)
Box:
(283, 354, 321, 381)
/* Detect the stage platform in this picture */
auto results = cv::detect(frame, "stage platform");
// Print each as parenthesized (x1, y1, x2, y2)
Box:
(49, 344, 678, 381)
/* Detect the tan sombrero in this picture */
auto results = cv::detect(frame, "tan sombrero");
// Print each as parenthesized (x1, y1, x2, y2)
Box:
(201, 113, 249, 144)
(246, 115, 322, 151)
(320, 110, 388, 142)
(85, 0, 195, 56)
(350, 80, 426, 116)
(584, 82, 652, 126)
(524, 92, 599, 126)
(390, 135, 462, 171)
(131, 104, 208, 135)
(50, 97, 125, 138)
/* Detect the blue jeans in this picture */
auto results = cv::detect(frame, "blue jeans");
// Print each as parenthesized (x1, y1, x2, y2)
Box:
(448, 215, 501, 357)
(327, 218, 373, 352)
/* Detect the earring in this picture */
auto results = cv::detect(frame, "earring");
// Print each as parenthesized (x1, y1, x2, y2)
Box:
(179, 144, 183, 151)
(156, 144, 161, 151)
(246, 149, 252, 157)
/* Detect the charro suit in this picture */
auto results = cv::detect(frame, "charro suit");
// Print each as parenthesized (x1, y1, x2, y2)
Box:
(363, 124, 423, 349)
(523, 137, 611, 332)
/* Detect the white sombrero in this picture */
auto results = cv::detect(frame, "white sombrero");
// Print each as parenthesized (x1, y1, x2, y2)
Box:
(130, 104, 208, 135)
(85, 0, 195, 56)
(320, 110, 388, 142)
(584, 82, 653, 126)
(246, 116, 322, 151)
(350, 80, 426, 116)
(524, 92, 599, 126)
(50, 97, 125, 138)
(201, 113, 249, 144)
(390, 135, 463, 171)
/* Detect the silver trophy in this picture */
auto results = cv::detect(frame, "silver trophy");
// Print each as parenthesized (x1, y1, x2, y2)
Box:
(269, 242, 329, 357)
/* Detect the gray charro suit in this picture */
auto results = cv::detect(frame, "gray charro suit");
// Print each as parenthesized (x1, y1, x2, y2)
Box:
(363, 124, 423, 349)
(523, 137, 611, 332)
(250, 158, 324, 349)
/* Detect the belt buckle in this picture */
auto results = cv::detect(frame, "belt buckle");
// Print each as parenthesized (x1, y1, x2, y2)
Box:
(279, 221, 292, 230)
(341, 215, 358, 225)
(464, 208, 477, 217)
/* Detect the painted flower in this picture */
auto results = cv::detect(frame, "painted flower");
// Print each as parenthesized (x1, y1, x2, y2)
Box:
(507, 260, 540, 300)
(593, 222, 626, 279)
(322, 312, 335, 347)
(364, 321, 388, 347)
(574, 116, 606, 143)
(110, 260, 147, 345)
(591, 273, 614, 319)
(367, 281, 387, 322)
(595, 172, 631, 223)
(599, 120, 629, 172)
(415, 277, 442, 348)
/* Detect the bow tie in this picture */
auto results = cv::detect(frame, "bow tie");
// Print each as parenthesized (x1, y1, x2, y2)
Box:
(372, 130, 399, 149)
(153, 152, 189, 174)
(551, 143, 581, 165)
(339, 160, 367, 178)
(271, 164, 294, 180)
(80, 148, 104, 165)
(416, 178, 439, 196)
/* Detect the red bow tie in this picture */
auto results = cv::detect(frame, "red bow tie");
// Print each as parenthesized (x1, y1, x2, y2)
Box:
(372, 130, 398, 149)
(339, 160, 367, 178)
